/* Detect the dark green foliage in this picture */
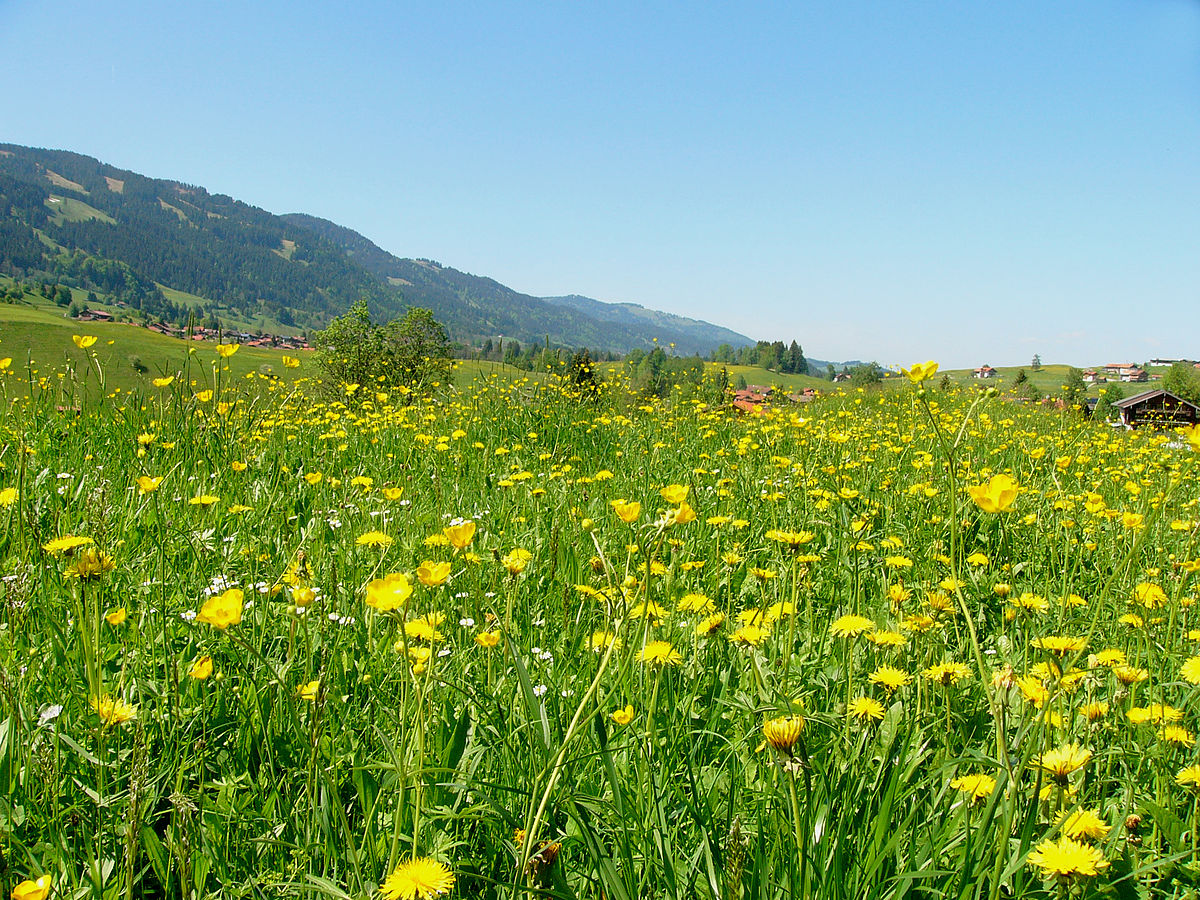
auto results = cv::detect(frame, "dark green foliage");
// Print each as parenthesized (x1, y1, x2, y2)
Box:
(1094, 383, 1125, 420)
(1163, 361, 1200, 404)
(849, 362, 883, 387)
(313, 300, 452, 393)
(1061, 367, 1088, 411)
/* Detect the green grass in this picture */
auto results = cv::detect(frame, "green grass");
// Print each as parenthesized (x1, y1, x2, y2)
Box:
(1, 357, 1198, 899)
(44, 195, 116, 225)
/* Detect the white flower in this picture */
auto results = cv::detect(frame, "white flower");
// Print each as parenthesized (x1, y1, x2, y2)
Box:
(38, 704, 63, 727)
(533, 684, 548, 698)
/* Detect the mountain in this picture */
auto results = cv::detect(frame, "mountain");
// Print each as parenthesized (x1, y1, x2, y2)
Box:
(280, 213, 756, 355)
(0, 143, 756, 355)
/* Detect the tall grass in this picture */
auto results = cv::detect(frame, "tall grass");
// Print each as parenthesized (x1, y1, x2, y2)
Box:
(0, 347, 1198, 899)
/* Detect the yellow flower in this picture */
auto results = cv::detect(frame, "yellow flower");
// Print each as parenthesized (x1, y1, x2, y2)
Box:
(501, 547, 533, 575)
(611, 498, 641, 524)
(766, 529, 816, 552)
(188, 494, 220, 507)
(901, 360, 938, 384)
(196, 588, 244, 629)
(1176, 764, 1200, 788)
(1133, 582, 1167, 608)
(43, 534, 94, 554)
(1037, 742, 1091, 782)
(0, 358, 11, 370)
(611, 704, 635, 726)
(356, 530, 394, 549)
(1027, 835, 1109, 878)
(365, 573, 413, 612)
(638, 641, 683, 666)
(475, 630, 501, 648)
(830, 614, 874, 638)
(730, 624, 770, 647)
(65, 547, 115, 581)
(11, 875, 52, 900)
(848, 696, 885, 721)
(298, 679, 320, 702)
(950, 773, 996, 803)
(922, 661, 972, 686)
(869, 665, 911, 692)
(91, 693, 137, 727)
(660, 484, 689, 504)
(152, 375, 175, 387)
(1182, 657, 1200, 685)
(1057, 809, 1111, 842)
(195, 389, 213, 403)
(136, 475, 163, 493)
(967, 474, 1018, 514)
(215, 343, 240, 358)
(1159, 725, 1195, 746)
(417, 560, 452, 587)
(405, 615, 444, 642)
(189, 655, 214, 680)
(379, 857, 455, 900)
(1031, 635, 1087, 655)
(73, 334, 98, 349)
(443, 520, 477, 550)
(105, 607, 127, 626)
(304, 472, 323, 485)
(762, 714, 805, 753)
(695, 612, 726, 636)
(588, 630, 620, 652)
(669, 501, 697, 525)
(0, 487, 16, 507)
(281, 355, 301, 368)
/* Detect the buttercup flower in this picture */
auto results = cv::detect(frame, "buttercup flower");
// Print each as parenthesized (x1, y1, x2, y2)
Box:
(611, 704, 635, 725)
(11, 875, 52, 900)
(366, 573, 413, 611)
(196, 588, 244, 629)
(901, 360, 938, 384)
(417, 561, 452, 587)
(968, 474, 1018, 514)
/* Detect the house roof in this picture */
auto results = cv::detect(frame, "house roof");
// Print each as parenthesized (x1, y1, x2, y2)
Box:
(1113, 389, 1200, 411)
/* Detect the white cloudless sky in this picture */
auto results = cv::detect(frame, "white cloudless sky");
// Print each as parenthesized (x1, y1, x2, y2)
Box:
(1, 0, 1198, 367)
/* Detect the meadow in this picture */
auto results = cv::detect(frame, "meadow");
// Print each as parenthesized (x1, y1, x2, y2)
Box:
(2, 341, 1200, 900)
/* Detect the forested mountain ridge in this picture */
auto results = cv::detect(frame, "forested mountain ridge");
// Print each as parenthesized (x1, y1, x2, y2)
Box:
(0, 144, 756, 354)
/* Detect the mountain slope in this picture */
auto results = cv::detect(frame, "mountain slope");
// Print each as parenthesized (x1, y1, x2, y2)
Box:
(0, 144, 755, 354)
(282, 213, 756, 355)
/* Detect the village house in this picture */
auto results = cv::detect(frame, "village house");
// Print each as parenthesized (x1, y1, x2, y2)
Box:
(973, 365, 998, 379)
(1081, 370, 1105, 384)
(1121, 368, 1148, 383)
(1112, 389, 1200, 429)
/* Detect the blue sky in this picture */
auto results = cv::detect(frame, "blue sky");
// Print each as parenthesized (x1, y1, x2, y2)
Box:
(2, 0, 1198, 367)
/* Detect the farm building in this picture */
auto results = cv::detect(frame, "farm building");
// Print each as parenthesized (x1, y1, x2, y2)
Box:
(1112, 389, 1200, 429)
(973, 365, 998, 379)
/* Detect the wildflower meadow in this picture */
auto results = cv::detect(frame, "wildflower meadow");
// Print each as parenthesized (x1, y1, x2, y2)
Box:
(4, 343, 1200, 900)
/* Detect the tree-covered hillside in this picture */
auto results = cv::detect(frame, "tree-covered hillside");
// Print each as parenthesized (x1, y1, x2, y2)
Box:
(0, 144, 756, 354)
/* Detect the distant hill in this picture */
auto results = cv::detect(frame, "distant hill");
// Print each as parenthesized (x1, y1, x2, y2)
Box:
(0, 143, 756, 355)
(281, 213, 755, 355)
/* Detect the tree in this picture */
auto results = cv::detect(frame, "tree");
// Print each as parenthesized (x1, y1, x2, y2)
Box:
(313, 300, 452, 394)
(787, 341, 807, 375)
(849, 362, 883, 387)
(1031, 354, 1042, 371)
(1163, 361, 1200, 404)
(1011, 369, 1028, 388)
(1061, 367, 1087, 411)
(1093, 384, 1125, 420)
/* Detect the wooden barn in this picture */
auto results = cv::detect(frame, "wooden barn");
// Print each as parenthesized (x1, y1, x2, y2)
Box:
(1112, 389, 1200, 429)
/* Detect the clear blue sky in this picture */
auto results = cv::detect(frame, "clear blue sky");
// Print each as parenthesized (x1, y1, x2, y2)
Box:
(2, 0, 1198, 367)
